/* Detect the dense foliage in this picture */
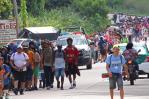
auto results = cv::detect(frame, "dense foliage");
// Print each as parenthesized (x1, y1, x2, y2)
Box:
(0, 0, 110, 33)
(0, 0, 13, 19)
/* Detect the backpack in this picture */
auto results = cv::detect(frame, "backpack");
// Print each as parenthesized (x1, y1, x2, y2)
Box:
(12, 52, 27, 60)
(2, 64, 10, 76)
(109, 54, 123, 67)
(123, 49, 136, 61)
(55, 50, 65, 59)
(99, 41, 107, 50)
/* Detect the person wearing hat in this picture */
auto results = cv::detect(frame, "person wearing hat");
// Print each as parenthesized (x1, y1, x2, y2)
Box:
(10, 46, 29, 95)
(53, 44, 65, 90)
(64, 38, 79, 89)
(105, 46, 128, 99)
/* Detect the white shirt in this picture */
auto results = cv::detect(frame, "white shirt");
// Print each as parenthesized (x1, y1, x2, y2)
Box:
(54, 58, 65, 69)
(11, 52, 29, 71)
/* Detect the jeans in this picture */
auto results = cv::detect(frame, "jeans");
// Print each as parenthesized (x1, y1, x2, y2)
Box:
(43, 66, 52, 87)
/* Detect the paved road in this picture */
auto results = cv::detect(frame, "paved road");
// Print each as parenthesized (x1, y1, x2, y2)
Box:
(9, 63, 149, 99)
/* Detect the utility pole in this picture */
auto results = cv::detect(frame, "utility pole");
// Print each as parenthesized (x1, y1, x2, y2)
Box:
(13, 0, 19, 38)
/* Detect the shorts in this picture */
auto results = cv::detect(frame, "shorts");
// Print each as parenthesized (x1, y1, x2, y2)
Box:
(26, 68, 33, 81)
(67, 64, 78, 75)
(109, 73, 123, 89)
(33, 65, 39, 77)
(55, 68, 65, 78)
(13, 71, 26, 82)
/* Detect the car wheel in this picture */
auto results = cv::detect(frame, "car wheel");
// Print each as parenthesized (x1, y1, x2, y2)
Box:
(87, 59, 92, 69)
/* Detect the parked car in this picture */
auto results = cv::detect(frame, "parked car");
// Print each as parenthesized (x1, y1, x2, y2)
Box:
(114, 43, 149, 77)
(57, 34, 92, 69)
(6, 38, 38, 49)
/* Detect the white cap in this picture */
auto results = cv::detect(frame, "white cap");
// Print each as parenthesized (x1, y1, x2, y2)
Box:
(17, 45, 23, 49)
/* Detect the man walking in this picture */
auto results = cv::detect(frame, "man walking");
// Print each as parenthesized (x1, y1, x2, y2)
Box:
(64, 38, 79, 89)
(54, 45, 65, 90)
(105, 46, 128, 99)
(41, 40, 54, 90)
(10, 46, 29, 95)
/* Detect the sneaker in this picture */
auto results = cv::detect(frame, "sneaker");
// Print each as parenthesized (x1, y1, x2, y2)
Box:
(39, 81, 42, 88)
(57, 81, 60, 88)
(30, 87, 35, 91)
(13, 88, 18, 95)
(39, 84, 42, 88)
(47, 86, 50, 90)
(20, 89, 24, 95)
(69, 85, 74, 89)
(73, 81, 76, 87)
(60, 86, 64, 90)
(50, 84, 53, 88)
(34, 86, 38, 90)
(73, 83, 76, 87)
(25, 89, 30, 91)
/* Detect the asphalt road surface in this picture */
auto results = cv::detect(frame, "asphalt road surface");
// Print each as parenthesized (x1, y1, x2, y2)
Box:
(9, 62, 149, 99)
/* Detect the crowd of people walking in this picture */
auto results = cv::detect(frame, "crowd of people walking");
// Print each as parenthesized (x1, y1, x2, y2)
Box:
(0, 38, 80, 98)
(0, 13, 148, 99)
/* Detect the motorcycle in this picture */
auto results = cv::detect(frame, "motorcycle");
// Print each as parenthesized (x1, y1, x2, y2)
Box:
(126, 49, 141, 85)
(127, 60, 138, 85)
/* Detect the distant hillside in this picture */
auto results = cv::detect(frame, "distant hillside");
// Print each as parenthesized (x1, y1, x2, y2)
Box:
(111, 0, 149, 16)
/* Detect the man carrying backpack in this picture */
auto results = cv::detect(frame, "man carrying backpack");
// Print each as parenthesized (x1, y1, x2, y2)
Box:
(105, 46, 128, 99)
(54, 44, 65, 90)
(98, 37, 107, 62)
(10, 46, 29, 95)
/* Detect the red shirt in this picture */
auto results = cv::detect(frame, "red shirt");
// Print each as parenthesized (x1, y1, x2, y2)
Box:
(64, 45, 79, 64)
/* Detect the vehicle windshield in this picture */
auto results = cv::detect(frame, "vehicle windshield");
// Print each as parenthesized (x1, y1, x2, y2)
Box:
(57, 38, 87, 46)
(119, 46, 147, 54)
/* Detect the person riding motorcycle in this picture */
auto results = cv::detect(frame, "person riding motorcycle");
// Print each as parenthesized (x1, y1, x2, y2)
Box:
(123, 43, 139, 70)
(123, 43, 139, 83)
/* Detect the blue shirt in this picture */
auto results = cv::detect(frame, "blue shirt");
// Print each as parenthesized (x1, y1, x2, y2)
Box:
(106, 54, 126, 74)
(2, 64, 11, 85)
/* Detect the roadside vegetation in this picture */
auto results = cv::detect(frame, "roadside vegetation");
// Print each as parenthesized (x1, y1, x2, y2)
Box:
(0, 0, 149, 34)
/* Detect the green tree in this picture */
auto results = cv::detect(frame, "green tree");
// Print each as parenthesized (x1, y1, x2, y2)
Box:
(20, 0, 28, 28)
(72, 0, 110, 32)
(72, 0, 109, 17)
(45, 0, 72, 10)
(26, 0, 46, 16)
(107, 0, 124, 8)
(0, 0, 13, 19)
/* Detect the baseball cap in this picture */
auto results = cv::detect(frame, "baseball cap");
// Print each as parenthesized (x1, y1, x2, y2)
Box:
(112, 45, 120, 50)
(17, 45, 23, 49)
